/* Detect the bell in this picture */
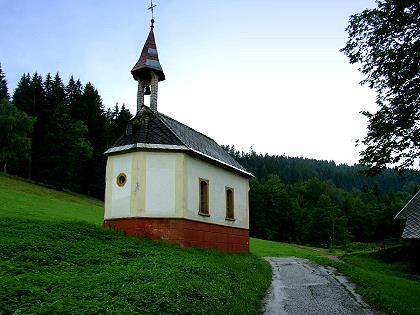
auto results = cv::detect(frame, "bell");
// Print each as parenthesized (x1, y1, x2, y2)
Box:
(144, 85, 151, 95)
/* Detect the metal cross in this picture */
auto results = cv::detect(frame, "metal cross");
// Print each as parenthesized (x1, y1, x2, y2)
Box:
(148, 0, 157, 20)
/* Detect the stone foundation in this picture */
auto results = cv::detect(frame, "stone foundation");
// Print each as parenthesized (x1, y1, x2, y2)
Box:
(103, 218, 249, 252)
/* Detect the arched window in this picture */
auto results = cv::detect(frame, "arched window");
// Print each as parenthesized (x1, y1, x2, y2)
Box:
(199, 178, 209, 215)
(226, 187, 234, 220)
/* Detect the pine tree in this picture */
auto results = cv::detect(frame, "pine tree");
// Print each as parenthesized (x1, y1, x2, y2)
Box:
(0, 63, 9, 100)
(112, 103, 132, 142)
(38, 72, 67, 186)
(43, 73, 53, 109)
(0, 99, 35, 173)
(28, 73, 49, 181)
(42, 103, 92, 189)
(17, 73, 47, 179)
(43, 73, 66, 116)
(80, 82, 108, 197)
(12, 74, 32, 115)
(30, 73, 46, 120)
(66, 76, 83, 119)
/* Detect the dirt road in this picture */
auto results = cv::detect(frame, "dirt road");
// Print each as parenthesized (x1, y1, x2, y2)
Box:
(262, 257, 375, 315)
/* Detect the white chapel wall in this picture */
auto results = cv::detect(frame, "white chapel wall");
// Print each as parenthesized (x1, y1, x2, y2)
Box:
(108, 154, 133, 218)
(184, 155, 249, 229)
(105, 151, 248, 227)
(144, 153, 177, 215)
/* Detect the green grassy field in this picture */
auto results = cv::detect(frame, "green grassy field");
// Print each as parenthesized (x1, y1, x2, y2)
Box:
(336, 253, 420, 315)
(0, 174, 103, 223)
(2, 173, 419, 315)
(0, 174, 271, 314)
(250, 237, 343, 259)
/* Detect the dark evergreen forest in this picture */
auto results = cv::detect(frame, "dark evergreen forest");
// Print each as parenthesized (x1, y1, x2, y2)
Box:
(1, 65, 419, 247)
(1, 68, 132, 199)
(224, 145, 419, 246)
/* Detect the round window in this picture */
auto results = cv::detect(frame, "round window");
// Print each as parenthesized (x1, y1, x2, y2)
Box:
(116, 173, 127, 187)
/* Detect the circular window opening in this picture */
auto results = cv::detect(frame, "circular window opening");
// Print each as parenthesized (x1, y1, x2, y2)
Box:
(116, 173, 127, 187)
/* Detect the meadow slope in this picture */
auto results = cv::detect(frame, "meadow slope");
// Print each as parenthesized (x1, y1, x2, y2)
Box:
(0, 174, 271, 314)
(2, 174, 419, 315)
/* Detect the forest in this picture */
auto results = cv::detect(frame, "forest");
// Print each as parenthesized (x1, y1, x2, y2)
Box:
(0, 67, 132, 198)
(222, 146, 419, 246)
(1, 65, 419, 247)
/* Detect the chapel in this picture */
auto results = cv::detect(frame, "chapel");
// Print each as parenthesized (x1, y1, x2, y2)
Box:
(103, 17, 252, 252)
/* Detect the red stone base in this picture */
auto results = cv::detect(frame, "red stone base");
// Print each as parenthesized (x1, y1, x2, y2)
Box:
(103, 218, 249, 253)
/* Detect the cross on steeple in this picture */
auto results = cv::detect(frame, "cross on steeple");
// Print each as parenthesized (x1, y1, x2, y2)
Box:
(148, 0, 157, 21)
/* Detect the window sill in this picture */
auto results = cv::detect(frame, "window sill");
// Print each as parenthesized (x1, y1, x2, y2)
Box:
(198, 211, 210, 217)
(225, 217, 235, 222)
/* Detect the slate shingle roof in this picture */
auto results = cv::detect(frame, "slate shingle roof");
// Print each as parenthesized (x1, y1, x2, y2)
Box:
(105, 106, 252, 177)
(112, 109, 183, 147)
(395, 190, 420, 239)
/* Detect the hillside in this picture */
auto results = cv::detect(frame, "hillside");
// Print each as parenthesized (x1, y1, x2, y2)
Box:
(0, 174, 103, 223)
(0, 174, 271, 314)
(2, 174, 420, 315)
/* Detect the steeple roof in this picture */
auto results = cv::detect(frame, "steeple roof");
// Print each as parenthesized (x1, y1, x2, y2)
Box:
(131, 25, 165, 82)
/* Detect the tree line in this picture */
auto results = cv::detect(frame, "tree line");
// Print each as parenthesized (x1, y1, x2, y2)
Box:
(223, 146, 420, 193)
(224, 146, 419, 246)
(0, 64, 132, 198)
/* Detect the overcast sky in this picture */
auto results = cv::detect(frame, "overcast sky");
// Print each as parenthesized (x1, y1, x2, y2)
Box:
(0, 0, 378, 165)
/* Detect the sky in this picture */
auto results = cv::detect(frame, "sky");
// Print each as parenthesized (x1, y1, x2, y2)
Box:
(0, 0, 378, 165)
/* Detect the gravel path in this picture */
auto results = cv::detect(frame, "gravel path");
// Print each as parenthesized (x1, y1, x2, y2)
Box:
(262, 257, 375, 315)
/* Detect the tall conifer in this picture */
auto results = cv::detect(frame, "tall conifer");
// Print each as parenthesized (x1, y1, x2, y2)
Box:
(0, 63, 9, 100)
(66, 76, 83, 119)
(0, 99, 35, 173)
(28, 73, 46, 180)
(12, 74, 32, 115)
(112, 103, 132, 142)
(80, 82, 108, 197)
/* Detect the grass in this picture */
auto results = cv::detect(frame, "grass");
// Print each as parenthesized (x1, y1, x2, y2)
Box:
(250, 237, 343, 259)
(334, 253, 420, 315)
(0, 174, 271, 314)
(4, 173, 419, 314)
(0, 174, 103, 223)
(250, 237, 420, 315)
(0, 219, 271, 314)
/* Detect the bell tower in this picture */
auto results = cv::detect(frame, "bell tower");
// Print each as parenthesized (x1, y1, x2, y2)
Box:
(131, 17, 165, 113)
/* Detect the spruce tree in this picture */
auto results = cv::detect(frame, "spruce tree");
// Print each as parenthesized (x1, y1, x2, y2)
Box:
(66, 76, 83, 119)
(80, 82, 108, 197)
(49, 73, 66, 110)
(43, 73, 53, 108)
(112, 103, 132, 142)
(43, 103, 92, 190)
(0, 63, 9, 100)
(0, 99, 35, 173)
(12, 74, 32, 115)
(30, 73, 47, 181)
(39, 73, 67, 186)
(11, 73, 46, 179)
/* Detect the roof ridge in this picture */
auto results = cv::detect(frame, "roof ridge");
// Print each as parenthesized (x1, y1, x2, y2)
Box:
(157, 111, 217, 143)
(154, 111, 188, 147)
(395, 189, 420, 219)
